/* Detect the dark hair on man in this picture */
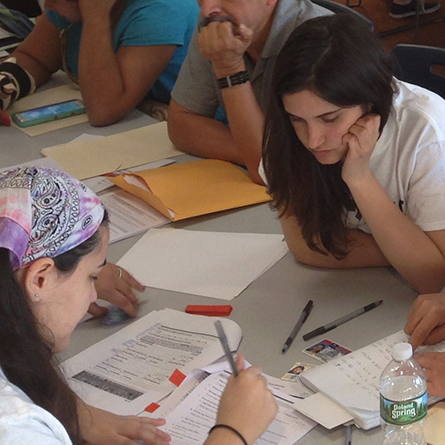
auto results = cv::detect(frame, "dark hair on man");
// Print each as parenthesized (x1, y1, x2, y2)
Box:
(263, 14, 394, 258)
(0, 211, 108, 445)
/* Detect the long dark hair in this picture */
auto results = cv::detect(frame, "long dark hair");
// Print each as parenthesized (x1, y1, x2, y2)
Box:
(0, 211, 108, 444)
(263, 14, 394, 258)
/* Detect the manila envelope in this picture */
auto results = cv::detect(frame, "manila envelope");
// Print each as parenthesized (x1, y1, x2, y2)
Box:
(110, 159, 271, 221)
(424, 401, 445, 445)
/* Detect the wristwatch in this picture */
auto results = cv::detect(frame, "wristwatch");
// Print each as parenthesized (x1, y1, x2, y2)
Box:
(216, 70, 249, 89)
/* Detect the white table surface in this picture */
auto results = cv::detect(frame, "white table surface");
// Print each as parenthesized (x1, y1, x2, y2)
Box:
(0, 81, 419, 445)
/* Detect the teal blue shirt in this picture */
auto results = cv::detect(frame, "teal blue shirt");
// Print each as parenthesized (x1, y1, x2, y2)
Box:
(47, 0, 199, 104)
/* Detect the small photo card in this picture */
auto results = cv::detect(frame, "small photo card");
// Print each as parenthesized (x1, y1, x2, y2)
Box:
(282, 362, 317, 381)
(303, 339, 352, 363)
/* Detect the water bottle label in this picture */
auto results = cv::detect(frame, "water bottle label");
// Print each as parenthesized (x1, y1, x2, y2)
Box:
(380, 392, 428, 425)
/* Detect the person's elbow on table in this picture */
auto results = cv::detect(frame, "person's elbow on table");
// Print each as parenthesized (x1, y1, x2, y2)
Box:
(167, 100, 197, 153)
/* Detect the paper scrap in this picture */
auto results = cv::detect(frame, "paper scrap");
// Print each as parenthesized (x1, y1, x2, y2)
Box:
(293, 393, 354, 429)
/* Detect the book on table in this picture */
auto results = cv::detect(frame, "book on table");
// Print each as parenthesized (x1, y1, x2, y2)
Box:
(297, 330, 445, 430)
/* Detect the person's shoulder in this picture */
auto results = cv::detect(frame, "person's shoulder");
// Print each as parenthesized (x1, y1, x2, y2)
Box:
(392, 79, 445, 135)
(123, 0, 199, 18)
(288, 0, 334, 19)
(0, 374, 70, 445)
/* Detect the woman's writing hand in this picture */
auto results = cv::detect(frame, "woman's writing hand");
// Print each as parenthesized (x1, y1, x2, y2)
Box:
(213, 355, 277, 445)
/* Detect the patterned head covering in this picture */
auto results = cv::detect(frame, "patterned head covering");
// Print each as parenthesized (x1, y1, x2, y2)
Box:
(0, 166, 104, 270)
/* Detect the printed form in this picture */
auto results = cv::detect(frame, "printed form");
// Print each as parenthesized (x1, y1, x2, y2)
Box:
(61, 309, 242, 415)
(159, 371, 316, 445)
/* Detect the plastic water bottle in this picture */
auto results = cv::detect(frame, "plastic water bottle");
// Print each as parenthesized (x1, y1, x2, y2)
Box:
(380, 343, 427, 445)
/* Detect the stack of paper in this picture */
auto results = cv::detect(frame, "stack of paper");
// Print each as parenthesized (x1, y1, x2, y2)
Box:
(117, 228, 289, 300)
(61, 308, 242, 415)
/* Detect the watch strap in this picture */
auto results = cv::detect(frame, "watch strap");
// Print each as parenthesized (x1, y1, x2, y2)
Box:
(216, 70, 249, 89)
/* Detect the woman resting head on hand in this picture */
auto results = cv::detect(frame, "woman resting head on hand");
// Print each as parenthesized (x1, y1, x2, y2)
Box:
(263, 14, 445, 294)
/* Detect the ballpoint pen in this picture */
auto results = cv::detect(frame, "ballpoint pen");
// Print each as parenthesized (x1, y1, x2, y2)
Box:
(214, 320, 238, 376)
(282, 300, 314, 353)
(303, 300, 383, 341)
(345, 424, 352, 445)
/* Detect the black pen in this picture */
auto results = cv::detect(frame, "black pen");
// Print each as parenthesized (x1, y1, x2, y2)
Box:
(215, 320, 238, 376)
(282, 300, 314, 353)
(345, 424, 352, 445)
(303, 300, 383, 341)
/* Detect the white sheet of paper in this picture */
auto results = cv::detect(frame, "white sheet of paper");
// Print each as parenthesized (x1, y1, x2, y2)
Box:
(101, 189, 170, 244)
(160, 371, 316, 445)
(293, 393, 354, 429)
(61, 309, 242, 416)
(117, 228, 288, 300)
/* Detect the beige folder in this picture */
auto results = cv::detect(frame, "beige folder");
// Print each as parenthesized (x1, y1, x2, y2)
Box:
(42, 121, 183, 179)
(424, 402, 445, 445)
(110, 159, 272, 221)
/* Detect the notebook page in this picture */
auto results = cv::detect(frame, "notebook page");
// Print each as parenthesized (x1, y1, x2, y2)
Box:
(300, 330, 445, 428)
(300, 331, 407, 412)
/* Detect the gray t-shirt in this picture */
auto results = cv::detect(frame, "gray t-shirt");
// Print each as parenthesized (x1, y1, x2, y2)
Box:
(171, 0, 332, 117)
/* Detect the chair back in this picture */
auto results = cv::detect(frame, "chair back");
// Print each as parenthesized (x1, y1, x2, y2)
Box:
(311, 0, 374, 31)
(392, 44, 445, 99)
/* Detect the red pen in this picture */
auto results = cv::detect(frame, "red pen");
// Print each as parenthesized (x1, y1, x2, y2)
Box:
(0, 110, 11, 126)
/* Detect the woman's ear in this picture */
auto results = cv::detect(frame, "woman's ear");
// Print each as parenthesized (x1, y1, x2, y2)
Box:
(22, 258, 56, 301)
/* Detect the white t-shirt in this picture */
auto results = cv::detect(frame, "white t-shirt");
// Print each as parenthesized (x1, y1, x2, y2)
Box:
(0, 368, 72, 445)
(260, 80, 445, 234)
(345, 80, 445, 233)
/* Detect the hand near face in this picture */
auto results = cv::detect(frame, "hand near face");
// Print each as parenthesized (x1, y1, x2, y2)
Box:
(413, 352, 445, 397)
(215, 355, 277, 445)
(89, 262, 144, 318)
(341, 114, 380, 185)
(78, 402, 170, 445)
(405, 293, 445, 350)
(197, 20, 253, 76)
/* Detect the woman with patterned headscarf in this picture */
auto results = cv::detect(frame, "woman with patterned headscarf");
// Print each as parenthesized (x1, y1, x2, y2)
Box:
(0, 167, 277, 445)
(0, 167, 170, 444)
